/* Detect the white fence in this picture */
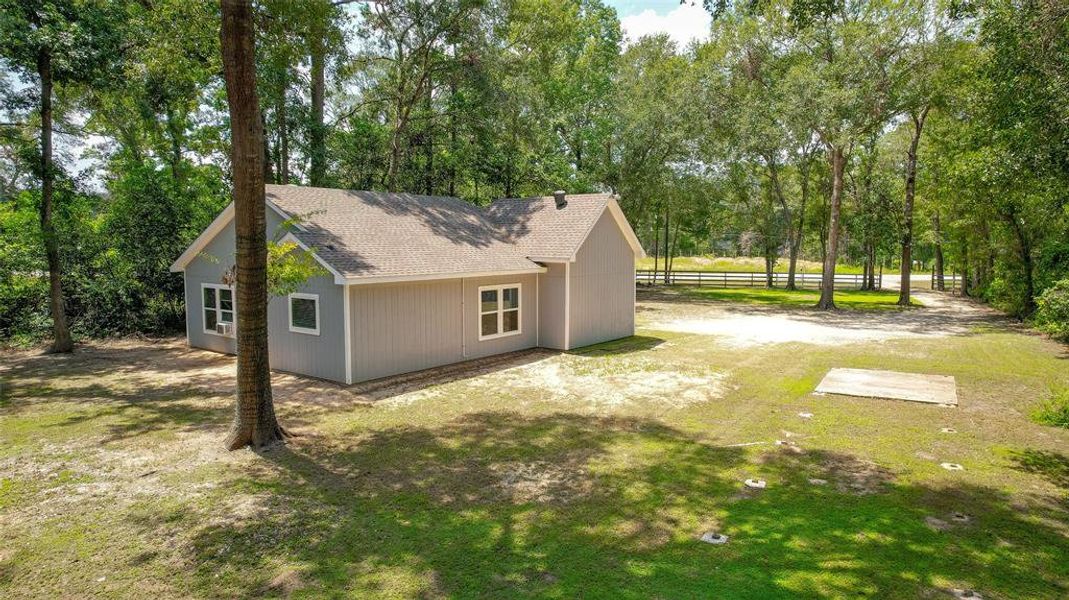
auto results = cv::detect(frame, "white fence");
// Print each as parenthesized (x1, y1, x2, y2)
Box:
(636, 270, 880, 290)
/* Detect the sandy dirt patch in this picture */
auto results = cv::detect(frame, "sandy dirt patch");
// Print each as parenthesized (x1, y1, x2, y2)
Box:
(465, 356, 725, 409)
(489, 460, 592, 503)
(642, 291, 1009, 348)
(650, 314, 948, 347)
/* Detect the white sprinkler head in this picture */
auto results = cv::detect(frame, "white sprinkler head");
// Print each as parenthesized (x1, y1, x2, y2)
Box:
(941, 462, 965, 471)
(744, 478, 767, 489)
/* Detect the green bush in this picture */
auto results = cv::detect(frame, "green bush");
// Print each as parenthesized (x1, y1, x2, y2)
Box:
(1033, 389, 1069, 429)
(1034, 278, 1069, 341)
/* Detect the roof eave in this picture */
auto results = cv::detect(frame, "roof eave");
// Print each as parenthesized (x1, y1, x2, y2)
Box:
(342, 266, 547, 285)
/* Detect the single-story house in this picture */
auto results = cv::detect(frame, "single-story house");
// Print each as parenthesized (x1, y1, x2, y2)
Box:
(169, 185, 644, 384)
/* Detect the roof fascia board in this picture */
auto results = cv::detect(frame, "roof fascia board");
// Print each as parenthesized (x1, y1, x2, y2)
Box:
(606, 198, 646, 258)
(527, 256, 570, 263)
(345, 267, 546, 286)
(561, 198, 645, 263)
(279, 232, 349, 284)
(266, 196, 307, 232)
(169, 202, 235, 272)
(170, 200, 308, 273)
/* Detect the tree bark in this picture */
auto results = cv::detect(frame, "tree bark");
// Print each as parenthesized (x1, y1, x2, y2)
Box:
(220, 0, 288, 451)
(423, 73, 433, 195)
(662, 207, 670, 285)
(37, 47, 73, 353)
(932, 209, 945, 291)
(308, 30, 326, 186)
(816, 146, 845, 310)
(1006, 208, 1036, 315)
(262, 112, 274, 183)
(898, 107, 929, 306)
(279, 90, 289, 184)
(652, 212, 661, 281)
(786, 159, 810, 291)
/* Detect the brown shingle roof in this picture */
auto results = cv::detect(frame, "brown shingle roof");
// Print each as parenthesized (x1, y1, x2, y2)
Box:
(486, 193, 612, 260)
(266, 185, 545, 280)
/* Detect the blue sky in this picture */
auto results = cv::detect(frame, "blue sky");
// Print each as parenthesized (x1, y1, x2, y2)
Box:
(604, 1, 713, 48)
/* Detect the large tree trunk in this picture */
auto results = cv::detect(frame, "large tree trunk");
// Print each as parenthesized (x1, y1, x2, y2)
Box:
(898, 107, 929, 306)
(1006, 208, 1036, 315)
(662, 207, 670, 285)
(221, 0, 288, 451)
(279, 90, 289, 184)
(262, 112, 274, 183)
(786, 161, 810, 291)
(308, 32, 326, 186)
(448, 77, 458, 197)
(932, 209, 945, 291)
(423, 75, 433, 195)
(652, 213, 661, 281)
(37, 48, 73, 353)
(817, 146, 845, 310)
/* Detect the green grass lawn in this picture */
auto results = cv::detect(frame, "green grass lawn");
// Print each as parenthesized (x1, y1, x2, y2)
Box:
(1, 292, 1067, 599)
(676, 287, 921, 309)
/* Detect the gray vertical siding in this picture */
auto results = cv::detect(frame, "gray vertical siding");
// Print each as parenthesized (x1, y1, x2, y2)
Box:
(183, 205, 347, 382)
(348, 273, 538, 382)
(461, 274, 538, 359)
(181, 202, 636, 384)
(349, 279, 464, 382)
(568, 209, 637, 348)
(536, 263, 567, 350)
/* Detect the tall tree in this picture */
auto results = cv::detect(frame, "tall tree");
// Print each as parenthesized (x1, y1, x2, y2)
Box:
(0, 0, 126, 351)
(220, 0, 288, 450)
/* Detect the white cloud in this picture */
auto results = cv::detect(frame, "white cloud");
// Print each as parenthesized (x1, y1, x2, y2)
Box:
(619, 3, 712, 49)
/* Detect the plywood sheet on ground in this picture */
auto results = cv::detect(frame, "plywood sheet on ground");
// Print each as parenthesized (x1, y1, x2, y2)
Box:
(815, 368, 958, 406)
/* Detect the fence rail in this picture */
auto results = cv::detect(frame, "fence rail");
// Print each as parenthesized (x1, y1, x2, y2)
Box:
(635, 270, 880, 290)
(929, 272, 963, 294)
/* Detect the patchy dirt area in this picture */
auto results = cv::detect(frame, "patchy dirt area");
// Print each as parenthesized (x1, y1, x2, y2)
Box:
(466, 356, 724, 409)
(641, 291, 1009, 347)
(2, 289, 1068, 599)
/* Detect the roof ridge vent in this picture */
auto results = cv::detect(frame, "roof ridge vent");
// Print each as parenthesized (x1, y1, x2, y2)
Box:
(553, 190, 567, 208)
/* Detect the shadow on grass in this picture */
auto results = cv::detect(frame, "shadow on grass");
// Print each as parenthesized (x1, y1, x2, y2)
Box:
(129, 412, 1069, 598)
(1009, 449, 1069, 489)
(568, 335, 666, 356)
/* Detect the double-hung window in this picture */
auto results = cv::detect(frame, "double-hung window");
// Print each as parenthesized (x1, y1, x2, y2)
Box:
(288, 293, 320, 335)
(479, 284, 521, 340)
(202, 284, 234, 335)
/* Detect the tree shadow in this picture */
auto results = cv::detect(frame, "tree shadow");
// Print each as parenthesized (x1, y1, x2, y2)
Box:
(128, 413, 1069, 598)
(269, 188, 545, 279)
(1009, 449, 1069, 489)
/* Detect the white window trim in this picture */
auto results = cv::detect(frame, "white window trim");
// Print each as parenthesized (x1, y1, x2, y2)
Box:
(201, 283, 235, 337)
(478, 283, 522, 341)
(288, 292, 321, 336)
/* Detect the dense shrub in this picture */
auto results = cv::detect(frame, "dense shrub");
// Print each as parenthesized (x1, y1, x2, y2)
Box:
(1034, 278, 1069, 341)
(0, 164, 227, 345)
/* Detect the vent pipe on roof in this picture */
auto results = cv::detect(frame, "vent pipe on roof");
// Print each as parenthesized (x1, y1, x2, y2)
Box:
(553, 190, 567, 208)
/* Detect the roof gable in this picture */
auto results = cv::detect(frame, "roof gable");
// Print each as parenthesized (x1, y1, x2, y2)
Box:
(172, 185, 642, 283)
(486, 193, 644, 261)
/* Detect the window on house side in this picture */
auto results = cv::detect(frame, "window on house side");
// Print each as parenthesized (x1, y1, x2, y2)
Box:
(479, 284, 520, 340)
(202, 284, 234, 335)
(289, 293, 319, 335)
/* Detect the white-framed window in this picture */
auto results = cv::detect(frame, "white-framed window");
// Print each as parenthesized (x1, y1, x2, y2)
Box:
(288, 293, 320, 335)
(202, 283, 235, 336)
(478, 283, 521, 341)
